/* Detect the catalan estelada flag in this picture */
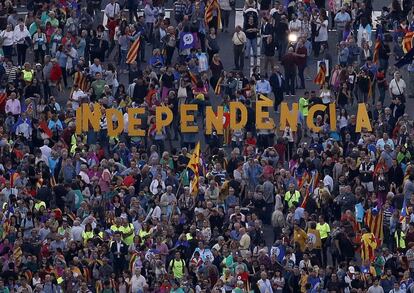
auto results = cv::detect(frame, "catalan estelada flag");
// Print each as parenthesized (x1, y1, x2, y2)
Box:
(300, 172, 316, 209)
(367, 77, 372, 98)
(314, 62, 326, 85)
(187, 142, 200, 196)
(126, 37, 141, 64)
(364, 206, 383, 246)
(205, 0, 222, 30)
(360, 231, 377, 261)
(73, 71, 89, 92)
(297, 171, 309, 190)
(214, 77, 223, 95)
(403, 31, 414, 53)
(373, 38, 381, 64)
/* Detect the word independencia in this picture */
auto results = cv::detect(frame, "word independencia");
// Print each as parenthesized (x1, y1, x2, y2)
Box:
(75, 101, 372, 136)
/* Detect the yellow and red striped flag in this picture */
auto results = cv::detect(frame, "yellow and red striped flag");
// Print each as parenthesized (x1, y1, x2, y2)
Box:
(368, 77, 372, 98)
(364, 207, 383, 246)
(187, 142, 200, 196)
(0, 93, 7, 113)
(214, 77, 223, 95)
(129, 252, 138, 272)
(205, 0, 222, 30)
(403, 31, 414, 53)
(189, 71, 198, 86)
(73, 71, 89, 92)
(126, 37, 141, 64)
(314, 62, 326, 85)
(360, 231, 377, 261)
(373, 38, 381, 64)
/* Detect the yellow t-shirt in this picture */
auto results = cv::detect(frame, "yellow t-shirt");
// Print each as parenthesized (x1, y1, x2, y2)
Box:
(316, 223, 330, 239)
(239, 234, 251, 250)
(110, 224, 122, 233)
(82, 231, 93, 243)
(294, 228, 308, 252)
(169, 259, 185, 279)
(120, 224, 134, 246)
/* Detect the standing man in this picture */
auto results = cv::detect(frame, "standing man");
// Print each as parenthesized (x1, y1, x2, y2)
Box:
(281, 47, 298, 97)
(269, 66, 284, 112)
(13, 21, 30, 66)
(104, 0, 121, 19)
(232, 26, 246, 71)
(389, 71, 406, 103)
(334, 6, 351, 42)
(110, 231, 128, 276)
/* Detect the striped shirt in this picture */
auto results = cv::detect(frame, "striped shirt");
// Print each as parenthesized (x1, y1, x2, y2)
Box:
(5, 66, 18, 83)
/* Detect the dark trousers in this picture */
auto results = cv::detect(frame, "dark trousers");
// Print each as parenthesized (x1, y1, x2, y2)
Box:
(2, 45, 13, 60)
(285, 72, 296, 95)
(146, 23, 154, 43)
(207, 49, 218, 65)
(198, 33, 206, 52)
(321, 238, 328, 267)
(60, 67, 67, 87)
(113, 258, 125, 276)
(140, 39, 146, 61)
(221, 9, 230, 29)
(273, 90, 284, 111)
(128, 5, 138, 22)
(43, 83, 51, 101)
(165, 46, 175, 65)
(233, 44, 244, 70)
(298, 66, 305, 88)
(16, 43, 27, 66)
(277, 39, 287, 61)
(208, 16, 218, 31)
(34, 48, 45, 64)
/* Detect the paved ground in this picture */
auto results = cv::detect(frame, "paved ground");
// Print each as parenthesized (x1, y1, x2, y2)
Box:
(14, 0, 410, 116)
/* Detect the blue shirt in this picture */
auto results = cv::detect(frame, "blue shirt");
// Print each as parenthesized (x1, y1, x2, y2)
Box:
(150, 55, 164, 68)
(56, 51, 68, 68)
(256, 79, 271, 94)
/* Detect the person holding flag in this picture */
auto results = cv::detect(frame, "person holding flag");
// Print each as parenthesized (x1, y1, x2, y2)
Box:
(361, 227, 378, 262)
(187, 142, 201, 196)
(205, 0, 222, 32)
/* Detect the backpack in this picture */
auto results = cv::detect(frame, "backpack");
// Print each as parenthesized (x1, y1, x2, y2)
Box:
(169, 259, 185, 274)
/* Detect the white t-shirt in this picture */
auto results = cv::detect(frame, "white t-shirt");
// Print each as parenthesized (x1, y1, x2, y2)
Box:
(104, 2, 120, 18)
(1, 30, 14, 46)
(289, 19, 302, 32)
(315, 20, 329, 42)
(320, 89, 331, 104)
(130, 274, 147, 292)
(389, 78, 406, 96)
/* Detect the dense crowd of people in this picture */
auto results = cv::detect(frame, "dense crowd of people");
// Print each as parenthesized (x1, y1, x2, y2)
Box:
(0, 0, 413, 291)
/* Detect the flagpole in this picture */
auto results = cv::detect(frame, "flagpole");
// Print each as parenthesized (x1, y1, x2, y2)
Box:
(169, 165, 190, 223)
(172, 142, 201, 208)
